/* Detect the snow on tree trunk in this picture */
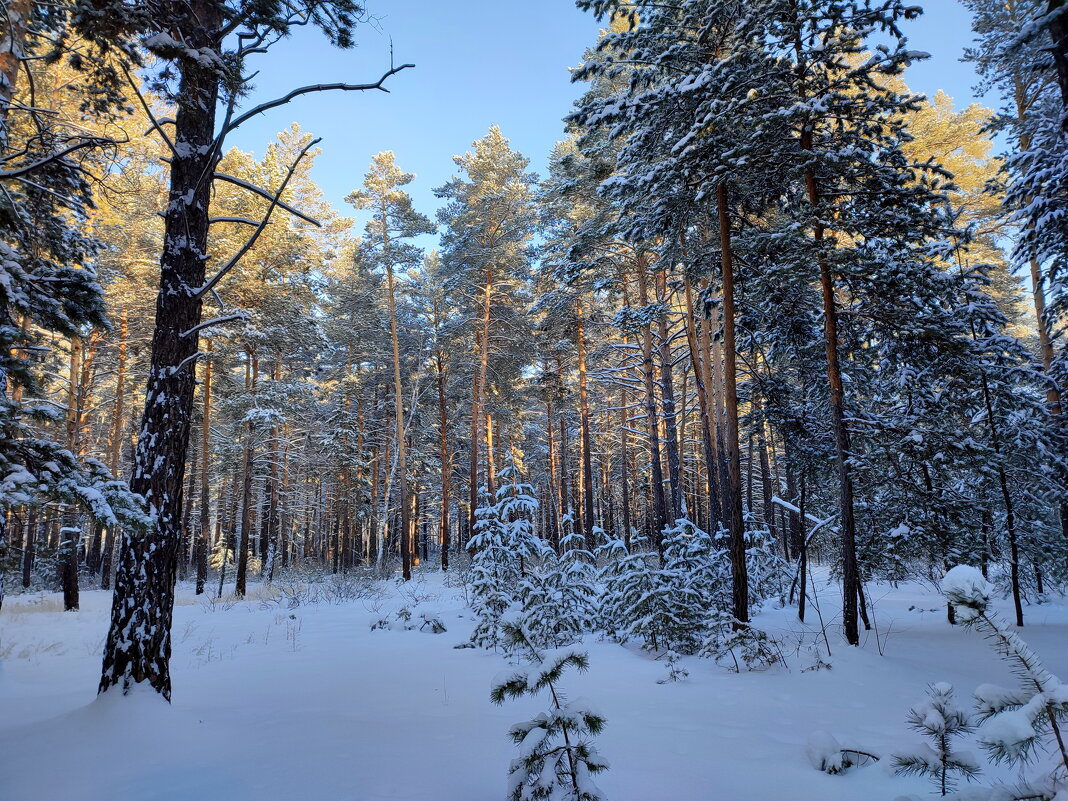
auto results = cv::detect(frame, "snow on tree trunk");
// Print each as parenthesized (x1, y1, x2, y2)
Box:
(99, 37, 219, 699)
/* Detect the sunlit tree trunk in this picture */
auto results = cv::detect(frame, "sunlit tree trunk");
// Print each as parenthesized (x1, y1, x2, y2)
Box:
(195, 341, 212, 594)
(235, 352, 258, 598)
(575, 296, 596, 539)
(635, 255, 668, 543)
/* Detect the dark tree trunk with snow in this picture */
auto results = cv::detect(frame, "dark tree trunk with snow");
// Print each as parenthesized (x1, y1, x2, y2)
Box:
(811, 185, 861, 647)
(1049, 0, 1068, 134)
(718, 184, 748, 627)
(99, 28, 219, 699)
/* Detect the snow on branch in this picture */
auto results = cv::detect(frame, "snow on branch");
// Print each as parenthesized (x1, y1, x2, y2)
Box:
(771, 496, 830, 529)
(212, 172, 321, 227)
(0, 136, 121, 180)
(180, 312, 249, 339)
(221, 64, 415, 135)
(195, 138, 321, 299)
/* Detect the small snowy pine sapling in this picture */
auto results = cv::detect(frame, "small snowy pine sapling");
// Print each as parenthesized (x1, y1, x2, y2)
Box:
(701, 610, 780, 672)
(491, 620, 609, 801)
(517, 536, 595, 651)
(657, 650, 689, 684)
(624, 521, 709, 654)
(892, 682, 980, 795)
(594, 538, 634, 639)
(941, 566, 1068, 794)
(468, 487, 525, 649)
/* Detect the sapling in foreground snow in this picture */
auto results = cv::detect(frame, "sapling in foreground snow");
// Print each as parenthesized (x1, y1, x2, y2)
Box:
(491, 620, 609, 801)
(941, 566, 1068, 798)
(892, 682, 980, 795)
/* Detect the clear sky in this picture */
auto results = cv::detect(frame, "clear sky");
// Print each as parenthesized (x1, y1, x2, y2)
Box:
(226, 1, 989, 240)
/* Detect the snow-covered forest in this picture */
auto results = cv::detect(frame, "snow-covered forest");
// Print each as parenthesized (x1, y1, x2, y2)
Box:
(1, 1, 1067, 799)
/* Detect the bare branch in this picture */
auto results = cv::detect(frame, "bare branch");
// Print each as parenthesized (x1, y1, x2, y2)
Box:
(212, 172, 321, 226)
(195, 137, 321, 299)
(209, 216, 260, 226)
(122, 64, 176, 154)
(180, 312, 249, 339)
(222, 64, 415, 135)
(0, 136, 120, 179)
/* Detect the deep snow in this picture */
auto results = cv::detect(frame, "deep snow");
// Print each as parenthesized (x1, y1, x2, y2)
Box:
(1, 569, 1065, 801)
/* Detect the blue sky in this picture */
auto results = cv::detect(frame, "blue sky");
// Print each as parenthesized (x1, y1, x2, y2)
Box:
(227, 1, 987, 237)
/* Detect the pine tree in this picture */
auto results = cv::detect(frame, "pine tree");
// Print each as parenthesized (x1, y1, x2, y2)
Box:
(436, 127, 539, 535)
(893, 683, 981, 796)
(468, 465, 542, 650)
(491, 620, 609, 801)
(518, 529, 597, 650)
(962, 0, 1068, 562)
(347, 152, 434, 580)
(0, 14, 146, 611)
(77, 0, 409, 698)
(942, 566, 1068, 793)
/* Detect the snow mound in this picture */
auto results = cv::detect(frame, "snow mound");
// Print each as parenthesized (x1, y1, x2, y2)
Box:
(941, 566, 992, 614)
(806, 730, 844, 773)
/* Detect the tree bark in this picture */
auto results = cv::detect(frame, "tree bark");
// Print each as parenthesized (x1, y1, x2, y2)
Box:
(683, 276, 723, 533)
(754, 395, 779, 545)
(384, 246, 411, 580)
(717, 183, 748, 627)
(235, 352, 257, 597)
(469, 264, 494, 529)
(0, 0, 31, 121)
(618, 385, 633, 551)
(99, 11, 221, 697)
(486, 413, 497, 498)
(1047, 0, 1068, 135)
(20, 507, 35, 588)
(575, 296, 596, 539)
(101, 308, 128, 590)
(635, 254, 668, 543)
(196, 341, 211, 594)
(61, 336, 82, 610)
(655, 269, 684, 521)
(436, 349, 450, 570)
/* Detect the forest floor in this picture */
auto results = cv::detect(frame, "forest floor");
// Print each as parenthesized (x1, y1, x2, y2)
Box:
(1, 567, 1066, 801)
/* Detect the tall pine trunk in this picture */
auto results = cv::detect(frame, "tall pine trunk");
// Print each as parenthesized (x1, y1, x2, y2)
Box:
(806, 156, 862, 646)
(195, 342, 211, 594)
(635, 255, 668, 543)
(575, 296, 596, 539)
(384, 232, 411, 580)
(717, 184, 748, 626)
(655, 270, 683, 521)
(436, 350, 450, 570)
(683, 276, 723, 533)
(99, 13, 220, 697)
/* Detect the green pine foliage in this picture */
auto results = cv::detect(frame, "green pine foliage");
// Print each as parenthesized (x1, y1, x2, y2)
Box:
(892, 683, 981, 796)
(491, 620, 609, 801)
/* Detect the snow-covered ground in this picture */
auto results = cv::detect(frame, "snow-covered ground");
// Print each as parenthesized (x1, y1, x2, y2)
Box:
(1, 569, 1065, 801)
